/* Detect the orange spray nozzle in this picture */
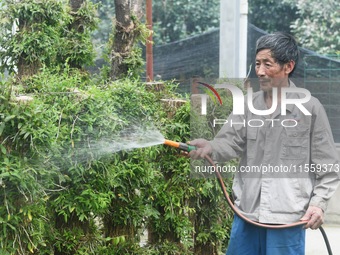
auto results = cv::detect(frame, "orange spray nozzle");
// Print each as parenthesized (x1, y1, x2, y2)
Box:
(164, 139, 196, 152)
(164, 139, 180, 148)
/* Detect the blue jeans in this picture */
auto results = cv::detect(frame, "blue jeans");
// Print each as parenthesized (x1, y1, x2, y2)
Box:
(226, 215, 306, 255)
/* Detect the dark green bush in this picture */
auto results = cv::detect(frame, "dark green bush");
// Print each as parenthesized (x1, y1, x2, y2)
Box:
(1, 68, 235, 254)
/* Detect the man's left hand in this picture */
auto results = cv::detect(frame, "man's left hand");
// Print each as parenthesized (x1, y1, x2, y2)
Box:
(300, 206, 324, 230)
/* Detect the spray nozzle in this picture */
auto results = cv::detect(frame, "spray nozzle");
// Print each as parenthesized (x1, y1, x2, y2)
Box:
(164, 139, 196, 152)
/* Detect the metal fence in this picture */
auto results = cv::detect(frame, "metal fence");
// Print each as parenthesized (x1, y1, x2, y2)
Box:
(303, 54, 340, 142)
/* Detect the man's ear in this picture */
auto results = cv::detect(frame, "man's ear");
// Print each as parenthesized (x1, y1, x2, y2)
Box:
(284, 60, 295, 75)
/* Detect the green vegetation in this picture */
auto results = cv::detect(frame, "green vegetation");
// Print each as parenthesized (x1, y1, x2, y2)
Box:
(0, 68, 234, 254)
(0, 0, 234, 254)
(286, 0, 340, 55)
(1, 0, 337, 254)
(0, 0, 97, 77)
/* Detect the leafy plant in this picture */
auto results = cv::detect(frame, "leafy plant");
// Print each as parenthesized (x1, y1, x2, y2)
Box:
(286, 0, 340, 55)
(0, 0, 238, 254)
(0, 0, 97, 77)
(153, 0, 219, 44)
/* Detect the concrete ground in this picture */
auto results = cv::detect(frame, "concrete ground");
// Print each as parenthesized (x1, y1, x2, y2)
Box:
(306, 224, 340, 255)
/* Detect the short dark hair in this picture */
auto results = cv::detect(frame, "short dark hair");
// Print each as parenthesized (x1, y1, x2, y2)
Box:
(256, 32, 300, 76)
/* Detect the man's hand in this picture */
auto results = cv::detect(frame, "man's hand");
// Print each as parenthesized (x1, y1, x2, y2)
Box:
(188, 139, 213, 159)
(300, 205, 324, 230)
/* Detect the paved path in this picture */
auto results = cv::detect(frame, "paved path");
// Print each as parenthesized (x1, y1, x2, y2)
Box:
(306, 225, 340, 255)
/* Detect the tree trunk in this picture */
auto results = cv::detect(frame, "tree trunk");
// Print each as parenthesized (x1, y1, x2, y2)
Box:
(69, 0, 85, 34)
(193, 198, 219, 255)
(103, 199, 136, 242)
(17, 17, 41, 79)
(70, 0, 84, 11)
(17, 57, 41, 79)
(110, 0, 143, 79)
(67, 0, 85, 68)
(54, 212, 91, 255)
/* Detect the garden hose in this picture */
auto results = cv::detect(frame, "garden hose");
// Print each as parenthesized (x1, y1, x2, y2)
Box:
(164, 139, 333, 255)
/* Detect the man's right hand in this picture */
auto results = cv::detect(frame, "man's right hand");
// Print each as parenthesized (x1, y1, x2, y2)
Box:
(188, 139, 213, 159)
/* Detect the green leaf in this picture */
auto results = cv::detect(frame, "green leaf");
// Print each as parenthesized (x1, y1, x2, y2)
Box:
(0, 145, 6, 154)
(0, 123, 5, 135)
(4, 115, 16, 122)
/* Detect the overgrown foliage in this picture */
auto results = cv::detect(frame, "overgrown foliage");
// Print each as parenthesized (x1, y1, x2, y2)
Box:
(0, 0, 97, 77)
(0, 68, 236, 254)
(285, 0, 340, 55)
(249, 0, 339, 55)
(248, 0, 298, 34)
(152, 0, 219, 44)
(0, 69, 152, 253)
(0, 0, 239, 254)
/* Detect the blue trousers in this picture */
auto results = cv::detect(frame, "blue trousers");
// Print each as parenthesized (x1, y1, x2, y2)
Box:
(226, 215, 306, 255)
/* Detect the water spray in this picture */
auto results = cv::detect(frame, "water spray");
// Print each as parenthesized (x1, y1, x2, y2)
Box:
(164, 139, 333, 255)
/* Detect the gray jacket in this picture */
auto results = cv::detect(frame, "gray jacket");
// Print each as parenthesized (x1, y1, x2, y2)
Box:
(210, 81, 340, 224)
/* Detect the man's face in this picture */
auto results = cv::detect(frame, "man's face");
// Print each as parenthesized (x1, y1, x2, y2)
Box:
(255, 49, 292, 92)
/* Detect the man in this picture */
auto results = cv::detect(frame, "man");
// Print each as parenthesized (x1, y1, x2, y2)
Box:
(189, 32, 340, 254)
